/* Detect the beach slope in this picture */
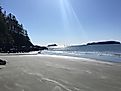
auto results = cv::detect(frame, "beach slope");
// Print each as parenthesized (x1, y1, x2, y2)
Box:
(0, 55, 121, 91)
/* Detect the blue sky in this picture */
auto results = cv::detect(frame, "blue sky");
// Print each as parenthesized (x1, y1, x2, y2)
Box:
(1, 0, 121, 46)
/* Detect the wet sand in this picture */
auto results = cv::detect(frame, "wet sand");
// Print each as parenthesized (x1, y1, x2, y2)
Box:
(0, 54, 121, 91)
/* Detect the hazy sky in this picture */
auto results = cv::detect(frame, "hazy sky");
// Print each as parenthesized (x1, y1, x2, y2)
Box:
(1, 0, 121, 46)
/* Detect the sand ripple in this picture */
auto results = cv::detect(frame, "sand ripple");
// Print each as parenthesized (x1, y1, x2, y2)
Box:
(23, 70, 74, 91)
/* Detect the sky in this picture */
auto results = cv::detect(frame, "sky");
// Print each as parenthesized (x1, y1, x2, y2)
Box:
(1, 0, 121, 46)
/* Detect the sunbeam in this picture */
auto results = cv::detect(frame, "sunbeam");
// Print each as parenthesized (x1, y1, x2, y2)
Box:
(59, 0, 88, 43)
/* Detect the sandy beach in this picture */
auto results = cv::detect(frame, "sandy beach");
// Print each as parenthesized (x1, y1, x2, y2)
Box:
(0, 54, 121, 91)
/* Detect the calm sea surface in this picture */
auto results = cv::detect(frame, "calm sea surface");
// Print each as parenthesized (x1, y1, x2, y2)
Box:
(42, 44, 121, 63)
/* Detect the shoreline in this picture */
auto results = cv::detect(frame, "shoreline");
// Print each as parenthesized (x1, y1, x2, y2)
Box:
(1, 52, 121, 64)
(0, 53, 120, 71)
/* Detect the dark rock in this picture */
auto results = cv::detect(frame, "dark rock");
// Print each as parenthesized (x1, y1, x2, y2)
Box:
(38, 51, 41, 54)
(47, 44, 57, 47)
(0, 59, 6, 65)
(32, 45, 48, 51)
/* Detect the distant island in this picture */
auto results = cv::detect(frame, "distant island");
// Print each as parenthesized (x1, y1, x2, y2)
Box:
(87, 41, 120, 45)
(68, 41, 121, 48)
(47, 44, 57, 47)
(0, 6, 47, 53)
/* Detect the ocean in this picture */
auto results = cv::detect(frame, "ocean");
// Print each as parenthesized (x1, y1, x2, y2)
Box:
(42, 44, 121, 63)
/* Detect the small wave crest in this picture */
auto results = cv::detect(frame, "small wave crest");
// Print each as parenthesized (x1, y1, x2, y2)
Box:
(41, 50, 121, 63)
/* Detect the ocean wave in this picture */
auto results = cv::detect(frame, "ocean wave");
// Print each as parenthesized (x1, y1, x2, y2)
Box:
(42, 50, 121, 63)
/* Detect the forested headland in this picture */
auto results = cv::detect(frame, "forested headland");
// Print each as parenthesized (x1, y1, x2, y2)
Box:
(0, 6, 47, 53)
